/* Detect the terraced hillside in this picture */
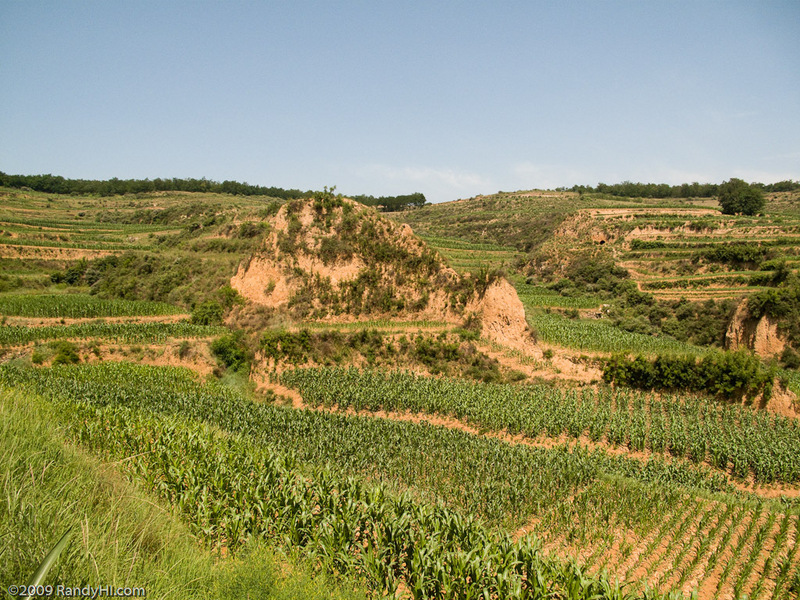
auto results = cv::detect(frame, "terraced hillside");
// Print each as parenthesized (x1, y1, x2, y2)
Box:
(392, 189, 800, 374)
(3, 180, 800, 599)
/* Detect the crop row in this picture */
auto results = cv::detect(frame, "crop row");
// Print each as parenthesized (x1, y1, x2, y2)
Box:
(0, 214, 172, 232)
(0, 322, 225, 345)
(0, 236, 141, 250)
(0, 293, 183, 317)
(8, 361, 797, 597)
(0, 363, 735, 526)
(282, 367, 800, 484)
(60, 398, 673, 600)
(528, 311, 707, 355)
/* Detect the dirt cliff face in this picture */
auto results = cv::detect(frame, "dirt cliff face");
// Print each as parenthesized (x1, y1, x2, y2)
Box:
(231, 196, 538, 354)
(725, 300, 786, 358)
(464, 278, 539, 355)
(231, 197, 437, 315)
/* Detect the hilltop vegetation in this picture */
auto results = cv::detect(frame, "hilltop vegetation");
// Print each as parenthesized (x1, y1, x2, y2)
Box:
(2, 175, 800, 599)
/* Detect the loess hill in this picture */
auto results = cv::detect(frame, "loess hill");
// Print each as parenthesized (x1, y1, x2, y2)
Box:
(3, 180, 800, 599)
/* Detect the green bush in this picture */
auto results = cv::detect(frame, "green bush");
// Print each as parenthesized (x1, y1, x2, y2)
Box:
(630, 239, 667, 250)
(191, 300, 224, 325)
(718, 177, 765, 215)
(702, 242, 771, 266)
(604, 350, 775, 400)
(261, 329, 313, 364)
(51, 341, 80, 365)
(780, 347, 800, 370)
(210, 332, 251, 372)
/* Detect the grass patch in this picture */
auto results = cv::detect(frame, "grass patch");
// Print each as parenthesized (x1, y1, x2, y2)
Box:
(0, 385, 367, 599)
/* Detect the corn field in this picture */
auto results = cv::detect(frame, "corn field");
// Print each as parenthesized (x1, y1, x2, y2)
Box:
(0, 294, 183, 318)
(529, 311, 707, 355)
(282, 367, 800, 485)
(0, 322, 225, 345)
(0, 361, 701, 599)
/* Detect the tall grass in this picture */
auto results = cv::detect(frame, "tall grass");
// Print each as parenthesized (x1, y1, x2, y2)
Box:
(0, 386, 367, 600)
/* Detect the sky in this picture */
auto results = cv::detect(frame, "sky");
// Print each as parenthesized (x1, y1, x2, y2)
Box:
(1, 1, 798, 204)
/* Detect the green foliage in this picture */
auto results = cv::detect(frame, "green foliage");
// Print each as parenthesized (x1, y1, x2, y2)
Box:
(0, 387, 366, 600)
(0, 294, 182, 318)
(261, 329, 313, 364)
(530, 311, 706, 355)
(0, 171, 309, 199)
(51, 341, 80, 365)
(781, 347, 800, 370)
(282, 366, 800, 484)
(351, 192, 427, 212)
(748, 277, 800, 347)
(68, 252, 240, 308)
(0, 322, 226, 346)
(630, 239, 667, 250)
(191, 300, 224, 325)
(701, 242, 772, 265)
(620, 298, 737, 348)
(236, 221, 267, 238)
(574, 181, 720, 199)
(218, 285, 245, 310)
(603, 350, 776, 400)
(260, 328, 507, 381)
(210, 332, 251, 373)
(718, 178, 766, 215)
(548, 255, 634, 299)
(317, 236, 353, 265)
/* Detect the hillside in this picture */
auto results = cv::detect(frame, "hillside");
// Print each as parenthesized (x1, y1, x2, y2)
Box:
(392, 189, 800, 367)
(2, 181, 800, 599)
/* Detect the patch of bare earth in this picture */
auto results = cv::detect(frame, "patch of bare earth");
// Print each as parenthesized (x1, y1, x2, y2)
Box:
(5, 314, 190, 327)
(90, 342, 217, 376)
(695, 509, 757, 599)
(0, 245, 117, 260)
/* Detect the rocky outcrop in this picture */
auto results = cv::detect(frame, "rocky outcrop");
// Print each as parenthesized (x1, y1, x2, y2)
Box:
(725, 300, 786, 358)
(765, 383, 800, 419)
(464, 278, 539, 355)
(231, 197, 539, 355)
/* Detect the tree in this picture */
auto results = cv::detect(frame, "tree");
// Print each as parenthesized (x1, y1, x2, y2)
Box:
(718, 178, 765, 215)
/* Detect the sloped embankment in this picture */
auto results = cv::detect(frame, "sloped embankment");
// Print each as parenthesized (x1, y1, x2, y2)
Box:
(231, 195, 537, 353)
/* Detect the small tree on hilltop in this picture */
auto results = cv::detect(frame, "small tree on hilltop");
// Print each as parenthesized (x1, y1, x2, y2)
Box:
(718, 178, 765, 215)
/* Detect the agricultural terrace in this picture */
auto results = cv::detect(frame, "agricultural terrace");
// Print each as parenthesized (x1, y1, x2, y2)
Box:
(3, 361, 800, 598)
(2, 182, 800, 599)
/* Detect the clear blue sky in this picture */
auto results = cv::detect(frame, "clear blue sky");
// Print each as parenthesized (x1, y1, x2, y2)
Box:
(1, 1, 798, 203)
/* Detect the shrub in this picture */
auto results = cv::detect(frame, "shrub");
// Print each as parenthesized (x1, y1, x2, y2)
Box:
(780, 347, 800, 370)
(718, 177, 765, 215)
(191, 300, 224, 325)
(603, 350, 775, 400)
(630, 239, 667, 250)
(211, 332, 251, 373)
(702, 243, 771, 266)
(51, 341, 80, 365)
